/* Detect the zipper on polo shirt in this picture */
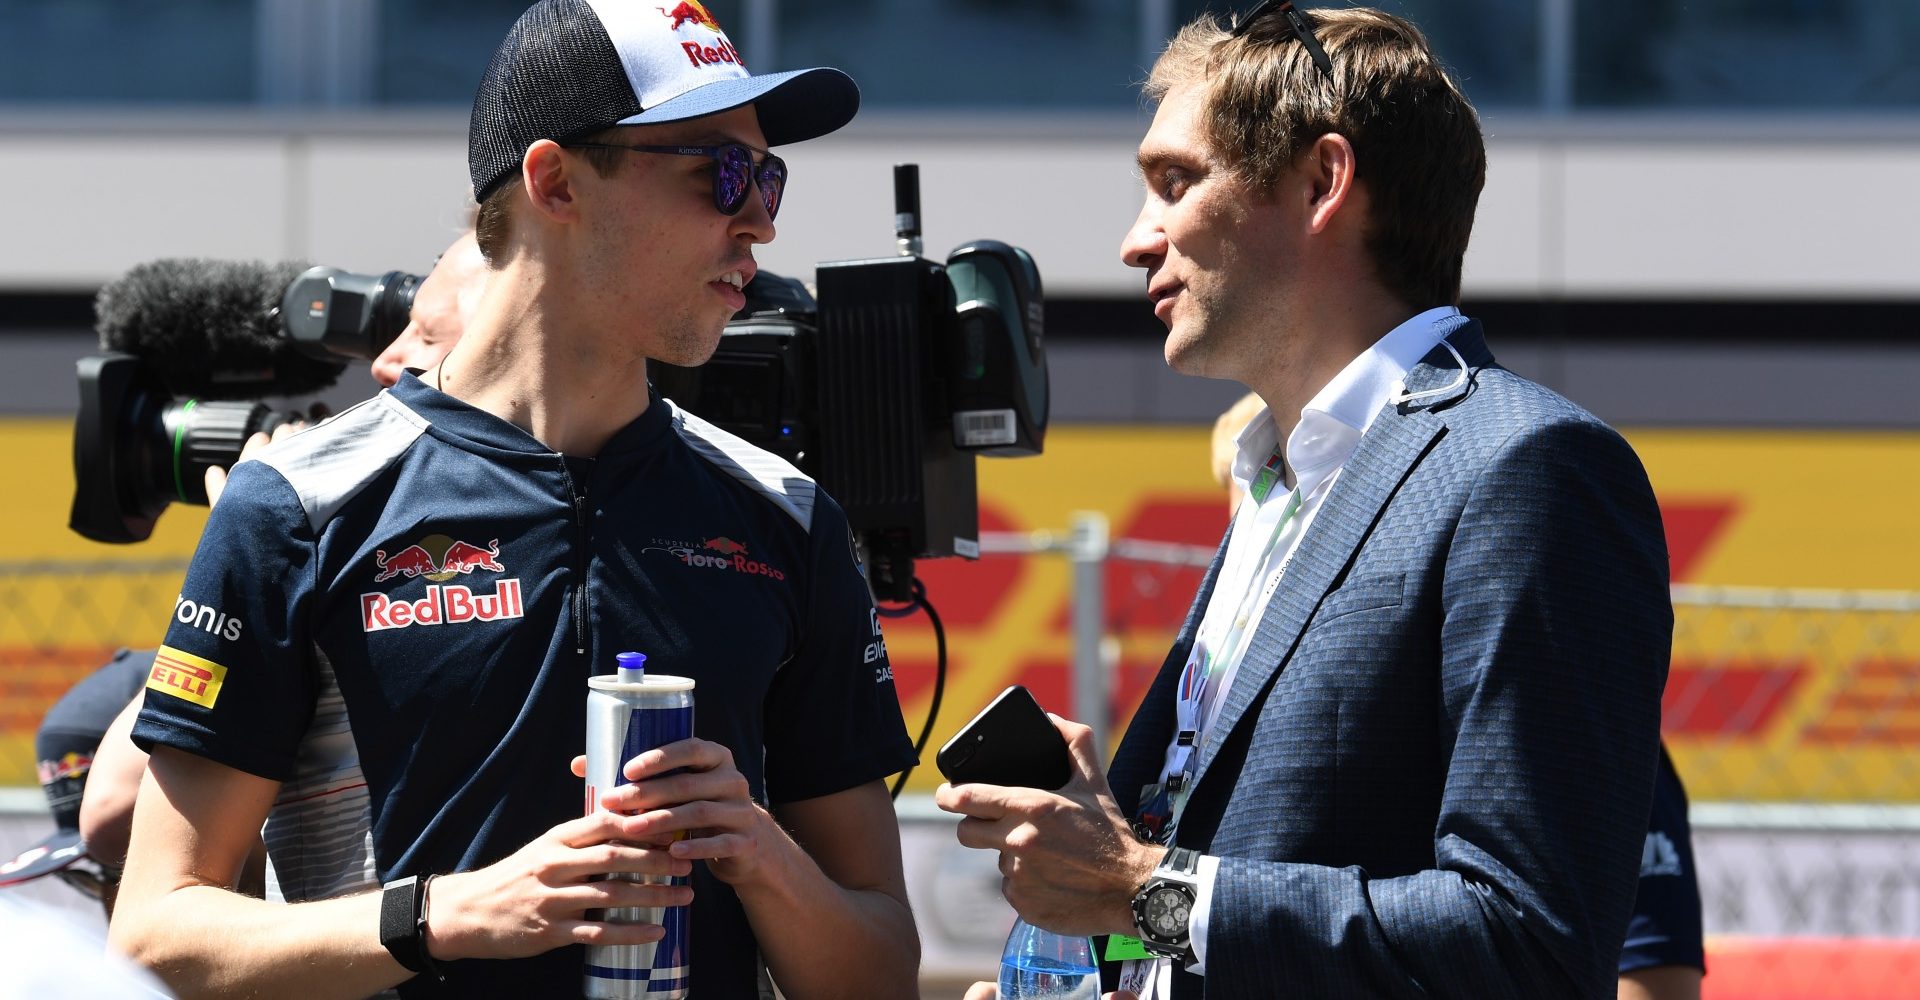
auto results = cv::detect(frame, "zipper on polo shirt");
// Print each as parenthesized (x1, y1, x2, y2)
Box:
(560, 457, 595, 658)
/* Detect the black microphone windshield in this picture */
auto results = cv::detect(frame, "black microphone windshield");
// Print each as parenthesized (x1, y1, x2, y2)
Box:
(94, 258, 347, 399)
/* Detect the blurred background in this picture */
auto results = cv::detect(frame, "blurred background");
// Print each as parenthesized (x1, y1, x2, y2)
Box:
(1, 1, 1917, 997)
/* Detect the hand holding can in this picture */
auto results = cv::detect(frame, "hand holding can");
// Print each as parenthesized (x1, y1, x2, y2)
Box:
(584, 652, 695, 1000)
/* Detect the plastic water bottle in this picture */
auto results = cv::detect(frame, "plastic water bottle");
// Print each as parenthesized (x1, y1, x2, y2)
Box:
(998, 917, 1098, 1000)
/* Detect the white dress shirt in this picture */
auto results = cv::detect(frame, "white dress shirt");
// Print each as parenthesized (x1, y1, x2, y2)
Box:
(1125, 307, 1459, 998)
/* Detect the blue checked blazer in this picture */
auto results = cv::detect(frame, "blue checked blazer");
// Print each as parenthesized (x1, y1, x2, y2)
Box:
(1106, 321, 1672, 999)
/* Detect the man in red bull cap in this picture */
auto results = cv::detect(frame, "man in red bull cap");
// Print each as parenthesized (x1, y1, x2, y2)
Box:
(109, 3, 918, 999)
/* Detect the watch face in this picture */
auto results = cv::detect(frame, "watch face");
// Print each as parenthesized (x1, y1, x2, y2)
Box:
(1145, 885, 1192, 938)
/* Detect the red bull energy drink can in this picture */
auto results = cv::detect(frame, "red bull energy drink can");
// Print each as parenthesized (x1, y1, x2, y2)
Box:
(584, 651, 694, 999)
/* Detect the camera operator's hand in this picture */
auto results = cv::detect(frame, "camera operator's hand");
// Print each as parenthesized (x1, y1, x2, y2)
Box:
(422, 803, 694, 962)
(202, 406, 327, 506)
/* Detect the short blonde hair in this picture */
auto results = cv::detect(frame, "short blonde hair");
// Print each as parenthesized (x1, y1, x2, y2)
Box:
(1147, 8, 1485, 309)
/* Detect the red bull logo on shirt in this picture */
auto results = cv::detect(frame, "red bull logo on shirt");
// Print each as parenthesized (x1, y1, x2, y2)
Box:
(373, 535, 507, 582)
(439, 539, 505, 576)
(372, 544, 438, 582)
(703, 536, 748, 556)
(363, 534, 525, 632)
(360, 580, 525, 632)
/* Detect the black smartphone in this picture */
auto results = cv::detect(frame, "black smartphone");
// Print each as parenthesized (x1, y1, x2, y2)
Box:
(935, 685, 1073, 790)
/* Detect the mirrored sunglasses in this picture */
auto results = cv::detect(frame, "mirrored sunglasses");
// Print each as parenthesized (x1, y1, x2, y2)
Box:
(568, 141, 787, 220)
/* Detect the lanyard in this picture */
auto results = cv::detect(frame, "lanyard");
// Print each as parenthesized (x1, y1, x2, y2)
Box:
(1159, 463, 1303, 834)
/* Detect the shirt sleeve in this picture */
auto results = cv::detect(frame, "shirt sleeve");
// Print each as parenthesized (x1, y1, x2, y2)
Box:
(131, 460, 319, 781)
(1189, 853, 1222, 972)
(759, 492, 918, 804)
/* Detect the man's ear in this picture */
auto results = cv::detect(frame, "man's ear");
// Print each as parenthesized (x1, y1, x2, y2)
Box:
(521, 139, 581, 224)
(1303, 132, 1358, 234)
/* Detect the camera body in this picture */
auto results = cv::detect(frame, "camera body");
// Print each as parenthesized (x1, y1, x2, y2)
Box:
(655, 239, 1047, 600)
(70, 264, 421, 544)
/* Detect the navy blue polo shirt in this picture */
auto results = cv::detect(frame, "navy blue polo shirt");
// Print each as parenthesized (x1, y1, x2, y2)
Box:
(135, 373, 916, 998)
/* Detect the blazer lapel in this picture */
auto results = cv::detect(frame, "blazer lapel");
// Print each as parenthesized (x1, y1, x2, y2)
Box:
(1187, 319, 1490, 790)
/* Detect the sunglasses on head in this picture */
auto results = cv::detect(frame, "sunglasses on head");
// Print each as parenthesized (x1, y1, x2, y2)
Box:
(567, 140, 788, 220)
(1228, 0, 1335, 81)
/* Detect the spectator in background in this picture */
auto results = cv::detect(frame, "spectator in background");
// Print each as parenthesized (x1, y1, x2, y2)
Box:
(1619, 745, 1706, 1000)
(0, 651, 175, 997)
(1, 648, 150, 910)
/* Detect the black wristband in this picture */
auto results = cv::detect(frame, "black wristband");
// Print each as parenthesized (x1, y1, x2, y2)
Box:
(379, 874, 443, 980)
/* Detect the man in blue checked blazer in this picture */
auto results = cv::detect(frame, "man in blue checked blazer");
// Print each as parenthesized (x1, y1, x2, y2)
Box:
(940, 6, 1671, 999)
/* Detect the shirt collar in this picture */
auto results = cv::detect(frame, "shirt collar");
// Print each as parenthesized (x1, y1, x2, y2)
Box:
(1229, 306, 1461, 499)
(388, 372, 673, 459)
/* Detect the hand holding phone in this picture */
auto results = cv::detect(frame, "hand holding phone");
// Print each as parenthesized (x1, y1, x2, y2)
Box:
(935, 685, 1073, 790)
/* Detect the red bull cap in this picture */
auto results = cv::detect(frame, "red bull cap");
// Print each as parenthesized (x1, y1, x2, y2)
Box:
(469, 0, 859, 202)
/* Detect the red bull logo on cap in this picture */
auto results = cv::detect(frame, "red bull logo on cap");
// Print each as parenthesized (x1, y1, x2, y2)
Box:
(656, 0, 746, 68)
(657, 1, 719, 32)
(35, 752, 92, 786)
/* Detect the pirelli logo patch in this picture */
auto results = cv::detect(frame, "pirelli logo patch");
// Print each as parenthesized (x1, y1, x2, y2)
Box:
(148, 645, 229, 709)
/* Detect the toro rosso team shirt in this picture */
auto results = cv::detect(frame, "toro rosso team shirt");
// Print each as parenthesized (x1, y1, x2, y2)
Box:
(133, 372, 917, 999)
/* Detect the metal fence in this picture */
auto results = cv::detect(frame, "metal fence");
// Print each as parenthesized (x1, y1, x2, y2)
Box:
(0, 559, 187, 782)
(5, 531, 1919, 991)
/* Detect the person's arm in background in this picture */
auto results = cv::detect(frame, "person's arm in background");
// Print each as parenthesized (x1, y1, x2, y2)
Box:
(82, 695, 268, 910)
(77, 696, 142, 877)
(1617, 749, 1706, 999)
(1620, 967, 1702, 1000)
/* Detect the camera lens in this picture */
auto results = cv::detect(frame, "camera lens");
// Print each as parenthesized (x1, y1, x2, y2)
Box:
(280, 267, 423, 363)
(70, 354, 301, 543)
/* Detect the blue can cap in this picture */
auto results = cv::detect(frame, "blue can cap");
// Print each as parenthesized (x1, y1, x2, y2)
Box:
(616, 651, 647, 681)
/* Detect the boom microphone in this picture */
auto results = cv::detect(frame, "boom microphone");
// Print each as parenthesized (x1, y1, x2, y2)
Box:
(94, 258, 345, 400)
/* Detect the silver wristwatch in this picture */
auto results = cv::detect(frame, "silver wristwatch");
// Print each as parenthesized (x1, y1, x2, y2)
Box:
(1130, 846, 1201, 962)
